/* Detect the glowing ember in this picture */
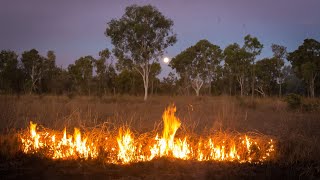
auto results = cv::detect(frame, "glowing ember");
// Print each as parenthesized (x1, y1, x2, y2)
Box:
(20, 104, 275, 164)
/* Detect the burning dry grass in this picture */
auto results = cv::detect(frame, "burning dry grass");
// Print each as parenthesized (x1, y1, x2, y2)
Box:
(19, 104, 275, 164)
(0, 95, 320, 178)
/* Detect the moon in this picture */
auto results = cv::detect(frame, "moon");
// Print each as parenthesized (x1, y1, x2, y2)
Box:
(163, 57, 170, 64)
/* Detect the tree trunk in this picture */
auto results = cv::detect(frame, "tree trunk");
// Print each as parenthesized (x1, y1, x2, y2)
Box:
(192, 74, 203, 97)
(135, 63, 149, 101)
(310, 78, 315, 98)
(251, 61, 255, 99)
(144, 83, 148, 100)
(143, 73, 149, 101)
(237, 76, 244, 97)
(279, 83, 282, 97)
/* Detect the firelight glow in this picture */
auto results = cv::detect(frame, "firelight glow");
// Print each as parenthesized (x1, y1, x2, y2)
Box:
(20, 104, 275, 164)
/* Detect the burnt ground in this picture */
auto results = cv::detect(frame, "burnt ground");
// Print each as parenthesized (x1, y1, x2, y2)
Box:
(0, 154, 319, 180)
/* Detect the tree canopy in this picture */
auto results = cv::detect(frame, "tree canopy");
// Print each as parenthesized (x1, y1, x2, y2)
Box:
(105, 4, 176, 100)
(288, 39, 320, 97)
(170, 39, 222, 96)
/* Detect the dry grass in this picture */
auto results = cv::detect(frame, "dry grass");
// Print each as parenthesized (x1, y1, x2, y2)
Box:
(0, 95, 320, 178)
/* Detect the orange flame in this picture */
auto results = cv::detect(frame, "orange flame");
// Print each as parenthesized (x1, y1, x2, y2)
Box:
(20, 104, 275, 164)
(149, 104, 190, 159)
(21, 122, 98, 160)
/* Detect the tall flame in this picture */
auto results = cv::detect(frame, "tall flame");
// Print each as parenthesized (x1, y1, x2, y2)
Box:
(149, 104, 190, 159)
(117, 128, 137, 163)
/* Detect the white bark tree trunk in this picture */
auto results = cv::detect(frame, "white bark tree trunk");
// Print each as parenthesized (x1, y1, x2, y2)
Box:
(192, 74, 203, 96)
(136, 62, 150, 101)
(144, 74, 148, 101)
(237, 75, 244, 97)
(30, 64, 42, 94)
(255, 86, 265, 97)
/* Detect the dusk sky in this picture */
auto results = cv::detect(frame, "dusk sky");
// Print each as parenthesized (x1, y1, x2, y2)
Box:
(1, 0, 319, 78)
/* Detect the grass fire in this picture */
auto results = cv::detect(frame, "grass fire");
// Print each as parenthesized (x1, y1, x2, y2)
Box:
(1, 0, 320, 178)
(19, 104, 275, 164)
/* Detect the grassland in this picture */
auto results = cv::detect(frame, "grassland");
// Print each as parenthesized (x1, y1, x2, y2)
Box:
(0, 95, 319, 179)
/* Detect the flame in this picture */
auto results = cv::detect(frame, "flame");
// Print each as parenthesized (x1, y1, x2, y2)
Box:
(116, 128, 147, 163)
(20, 122, 98, 160)
(149, 104, 190, 159)
(20, 104, 275, 164)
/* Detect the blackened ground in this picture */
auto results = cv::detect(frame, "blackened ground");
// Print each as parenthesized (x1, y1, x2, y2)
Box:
(0, 154, 319, 180)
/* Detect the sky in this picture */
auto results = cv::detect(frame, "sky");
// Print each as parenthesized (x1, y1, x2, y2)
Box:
(1, 0, 320, 78)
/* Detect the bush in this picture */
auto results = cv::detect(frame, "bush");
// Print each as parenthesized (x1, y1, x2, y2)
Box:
(285, 93, 301, 109)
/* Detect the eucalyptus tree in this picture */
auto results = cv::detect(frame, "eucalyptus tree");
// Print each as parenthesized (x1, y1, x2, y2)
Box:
(243, 35, 263, 97)
(162, 72, 178, 95)
(0, 50, 19, 92)
(288, 39, 320, 97)
(271, 44, 287, 96)
(21, 49, 56, 93)
(94, 49, 110, 95)
(224, 43, 251, 96)
(255, 58, 280, 96)
(170, 40, 222, 96)
(68, 56, 95, 94)
(149, 62, 161, 95)
(106, 5, 176, 100)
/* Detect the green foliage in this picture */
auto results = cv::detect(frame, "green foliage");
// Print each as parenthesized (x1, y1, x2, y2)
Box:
(106, 4, 176, 100)
(255, 58, 282, 96)
(94, 49, 113, 95)
(271, 44, 287, 96)
(244, 34, 263, 97)
(161, 72, 177, 95)
(170, 39, 222, 95)
(68, 56, 94, 94)
(224, 43, 251, 96)
(287, 39, 320, 97)
(115, 70, 143, 95)
(244, 35, 263, 57)
(20, 49, 59, 94)
(171, 40, 222, 80)
(285, 93, 302, 109)
(0, 50, 21, 93)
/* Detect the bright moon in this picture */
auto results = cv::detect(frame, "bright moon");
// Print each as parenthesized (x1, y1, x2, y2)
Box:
(163, 57, 169, 64)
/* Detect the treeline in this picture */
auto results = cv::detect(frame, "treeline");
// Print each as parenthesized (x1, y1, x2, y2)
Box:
(0, 5, 319, 98)
(0, 48, 160, 96)
(170, 37, 320, 98)
(0, 37, 318, 97)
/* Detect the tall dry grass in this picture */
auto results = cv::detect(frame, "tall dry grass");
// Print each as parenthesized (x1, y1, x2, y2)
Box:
(0, 95, 319, 165)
